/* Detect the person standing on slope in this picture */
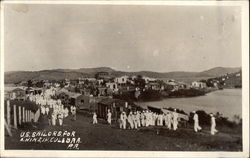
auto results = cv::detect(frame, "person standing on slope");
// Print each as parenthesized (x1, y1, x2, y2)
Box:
(193, 111, 202, 132)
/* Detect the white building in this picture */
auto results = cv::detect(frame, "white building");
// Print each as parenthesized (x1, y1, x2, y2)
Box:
(191, 81, 207, 89)
(142, 76, 156, 83)
(115, 75, 128, 85)
(106, 82, 118, 90)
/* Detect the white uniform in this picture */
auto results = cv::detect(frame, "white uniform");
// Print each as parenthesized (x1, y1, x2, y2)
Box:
(133, 113, 138, 129)
(45, 107, 49, 115)
(58, 112, 63, 126)
(128, 113, 134, 129)
(210, 115, 218, 135)
(172, 112, 178, 131)
(93, 113, 98, 124)
(107, 112, 112, 125)
(136, 112, 141, 127)
(71, 106, 76, 120)
(64, 108, 69, 118)
(140, 112, 145, 127)
(193, 113, 202, 132)
(122, 113, 127, 129)
(145, 112, 150, 127)
(158, 114, 163, 126)
(119, 113, 123, 129)
(41, 106, 46, 115)
(51, 112, 57, 126)
(165, 113, 172, 129)
(149, 112, 153, 126)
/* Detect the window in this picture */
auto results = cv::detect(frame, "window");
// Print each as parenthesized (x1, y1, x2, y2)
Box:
(81, 99, 84, 103)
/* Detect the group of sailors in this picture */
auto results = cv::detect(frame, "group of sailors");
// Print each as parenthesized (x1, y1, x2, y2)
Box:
(29, 90, 218, 135)
(28, 93, 76, 126)
(93, 109, 218, 135)
(119, 109, 179, 130)
(93, 109, 179, 131)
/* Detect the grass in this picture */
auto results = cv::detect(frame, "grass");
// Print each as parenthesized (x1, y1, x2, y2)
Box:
(5, 112, 242, 151)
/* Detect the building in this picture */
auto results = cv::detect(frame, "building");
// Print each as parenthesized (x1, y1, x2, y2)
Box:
(191, 81, 207, 89)
(26, 87, 43, 95)
(166, 81, 179, 91)
(106, 82, 118, 90)
(68, 93, 87, 108)
(97, 87, 107, 96)
(56, 88, 88, 108)
(97, 79, 104, 85)
(10, 88, 26, 101)
(147, 82, 161, 90)
(80, 88, 91, 96)
(143, 76, 156, 84)
(224, 71, 242, 88)
(97, 98, 138, 121)
(178, 82, 188, 89)
(114, 75, 128, 85)
(95, 72, 111, 80)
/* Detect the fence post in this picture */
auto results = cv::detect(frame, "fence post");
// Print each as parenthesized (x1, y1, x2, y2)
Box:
(13, 105, 17, 129)
(29, 110, 31, 122)
(22, 107, 25, 123)
(4, 119, 12, 137)
(7, 100, 11, 125)
(27, 110, 30, 122)
(31, 112, 34, 122)
(27, 110, 29, 122)
(18, 106, 22, 125)
(25, 110, 28, 122)
(30, 111, 32, 122)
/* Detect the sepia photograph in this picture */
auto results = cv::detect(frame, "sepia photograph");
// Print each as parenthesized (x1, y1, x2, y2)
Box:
(0, 1, 249, 157)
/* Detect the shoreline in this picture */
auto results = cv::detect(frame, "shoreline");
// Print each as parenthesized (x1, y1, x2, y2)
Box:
(135, 88, 242, 121)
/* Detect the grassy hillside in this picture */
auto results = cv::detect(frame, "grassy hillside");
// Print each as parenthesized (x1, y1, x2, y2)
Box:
(196, 67, 241, 77)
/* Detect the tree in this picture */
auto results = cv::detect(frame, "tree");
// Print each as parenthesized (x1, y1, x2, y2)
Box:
(134, 75, 146, 88)
(27, 80, 33, 87)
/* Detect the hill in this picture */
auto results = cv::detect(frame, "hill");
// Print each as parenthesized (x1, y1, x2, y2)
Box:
(196, 67, 241, 77)
(4, 67, 241, 84)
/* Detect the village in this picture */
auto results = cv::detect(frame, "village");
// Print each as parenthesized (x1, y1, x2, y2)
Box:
(5, 70, 242, 104)
(4, 70, 242, 120)
(4, 70, 242, 151)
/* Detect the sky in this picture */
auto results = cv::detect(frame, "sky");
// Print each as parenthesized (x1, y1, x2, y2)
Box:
(4, 4, 242, 72)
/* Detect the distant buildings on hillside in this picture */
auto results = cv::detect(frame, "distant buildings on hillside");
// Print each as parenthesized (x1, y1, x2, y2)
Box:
(5, 70, 242, 105)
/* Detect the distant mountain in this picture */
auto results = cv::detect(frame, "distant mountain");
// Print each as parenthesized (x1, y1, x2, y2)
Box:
(50, 67, 116, 73)
(196, 67, 241, 77)
(4, 67, 241, 84)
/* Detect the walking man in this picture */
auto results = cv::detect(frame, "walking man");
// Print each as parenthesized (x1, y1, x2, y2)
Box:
(193, 111, 202, 132)
(128, 112, 134, 129)
(107, 109, 112, 125)
(136, 111, 141, 128)
(133, 112, 138, 129)
(140, 111, 145, 127)
(58, 111, 64, 126)
(119, 112, 123, 129)
(172, 109, 179, 131)
(93, 112, 98, 124)
(70, 105, 76, 121)
(122, 112, 127, 129)
(210, 113, 218, 135)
